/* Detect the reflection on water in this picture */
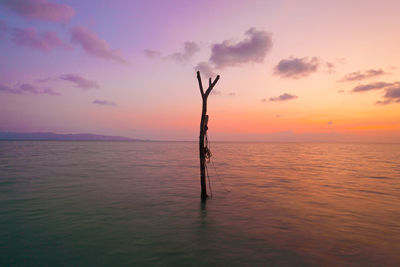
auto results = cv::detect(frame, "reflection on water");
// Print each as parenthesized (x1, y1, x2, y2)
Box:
(0, 141, 399, 266)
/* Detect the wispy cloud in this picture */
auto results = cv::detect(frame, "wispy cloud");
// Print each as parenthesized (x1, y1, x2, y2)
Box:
(274, 57, 320, 79)
(0, 0, 75, 22)
(351, 82, 392, 92)
(340, 69, 387, 82)
(351, 81, 400, 105)
(325, 62, 335, 74)
(195, 62, 216, 79)
(11, 27, 69, 52)
(60, 74, 99, 89)
(0, 19, 7, 36)
(0, 82, 60, 95)
(269, 93, 298, 102)
(70, 26, 127, 63)
(210, 90, 221, 95)
(92, 100, 117, 106)
(42, 88, 61, 96)
(144, 49, 161, 59)
(164, 41, 199, 63)
(210, 28, 273, 69)
(376, 84, 400, 105)
(210, 90, 236, 96)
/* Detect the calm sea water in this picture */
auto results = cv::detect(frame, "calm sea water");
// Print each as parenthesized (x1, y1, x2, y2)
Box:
(0, 141, 399, 266)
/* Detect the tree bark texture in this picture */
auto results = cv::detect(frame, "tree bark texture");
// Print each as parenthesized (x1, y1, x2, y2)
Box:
(196, 71, 220, 200)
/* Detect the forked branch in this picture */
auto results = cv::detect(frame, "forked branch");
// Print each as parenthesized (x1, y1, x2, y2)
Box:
(205, 75, 220, 98)
(196, 71, 220, 98)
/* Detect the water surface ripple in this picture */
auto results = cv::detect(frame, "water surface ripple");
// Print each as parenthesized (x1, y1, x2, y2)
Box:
(0, 141, 399, 266)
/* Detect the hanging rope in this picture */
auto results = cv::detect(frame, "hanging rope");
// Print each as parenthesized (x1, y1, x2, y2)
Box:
(204, 132, 212, 162)
(205, 164, 213, 197)
(204, 131, 231, 194)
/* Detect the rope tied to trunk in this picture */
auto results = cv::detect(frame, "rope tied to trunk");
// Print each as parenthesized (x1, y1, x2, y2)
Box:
(204, 132, 212, 162)
(204, 131, 231, 194)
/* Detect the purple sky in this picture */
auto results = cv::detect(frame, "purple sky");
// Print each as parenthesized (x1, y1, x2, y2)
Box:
(1, 0, 400, 142)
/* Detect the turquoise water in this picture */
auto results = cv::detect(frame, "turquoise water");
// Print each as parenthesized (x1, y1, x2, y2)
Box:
(1, 141, 399, 266)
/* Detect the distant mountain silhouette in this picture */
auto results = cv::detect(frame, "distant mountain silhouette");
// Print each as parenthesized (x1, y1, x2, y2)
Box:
(0, 132, 142, 141)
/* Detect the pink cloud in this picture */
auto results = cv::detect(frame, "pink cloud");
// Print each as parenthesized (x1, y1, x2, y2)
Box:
(274, 57, 320, 79)
(70, 26, 127, 63)
(164, 41, 199, 63)
(92, 100, 117, 106)
(60, 74, 99, 89)
(195, 28, 272, 77)
(269, 93, 298, 102)
(144, 49, 161, 59)
(42, 88, 61, 96)
(12, 27, 69, 52)
(352, 82, 392, 92)
(0, 82, 60, 96)
(0, 0, 75, 22)
(340, 69, 387, 82)
(195, 62, 216, 79)
(0, 19, 7, 36)
(210, 28, 273, 69)
(350, 80, 400, 105)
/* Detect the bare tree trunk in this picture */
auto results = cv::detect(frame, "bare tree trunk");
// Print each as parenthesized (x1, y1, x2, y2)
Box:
(199, 103, 208, 199)
(196, 71, 220, 200)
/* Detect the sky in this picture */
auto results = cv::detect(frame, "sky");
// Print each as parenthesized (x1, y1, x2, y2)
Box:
(0, 0, 400, 142)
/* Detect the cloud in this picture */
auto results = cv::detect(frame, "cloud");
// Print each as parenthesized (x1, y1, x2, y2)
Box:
(0, 0, 75, 22)
(36, 77, 53, 83)
(340, 69, 386, 82)
(350, 81, 400, 105)
(144, 49, 161, 59)
(327, 121, 333, 125)
(351, 82, 392, 92)
(274, 57, 320, 78)
(0, 83, 20, 94)
(164, 41, 199, 63)
(210, 90, 221, 95)
(92, 100, 117, 106)
(261, 98, 267, 102)
(195, 62, 216, 79)
(194, 28, 272, 77)
(210, 28, 272, 69)
(11, 27, 68, 52)
(325, 62, 335, 73)
(210, 90, 236, 96)
(384, 87, 400, 98)
(18, 83, 39, 94)
(70, 26, 127, 63)
(0, 82, 60, 95)
(337, 90, 345, 93)
(269, 93, 298, 102)
(59, 74, 99, 89)
(0, 19, 7, 36)
(376, 85, 400, 105)
(42, 88, 61, 96)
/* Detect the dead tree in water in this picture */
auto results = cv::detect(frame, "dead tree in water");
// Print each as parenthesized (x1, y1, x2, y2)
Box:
(196, 71, 220, 200)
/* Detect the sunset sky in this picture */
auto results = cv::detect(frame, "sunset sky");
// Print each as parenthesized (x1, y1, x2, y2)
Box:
(1, 0, 399, 142)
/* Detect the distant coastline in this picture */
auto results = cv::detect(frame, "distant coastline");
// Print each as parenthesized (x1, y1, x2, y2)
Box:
(0, 132, 145, 141)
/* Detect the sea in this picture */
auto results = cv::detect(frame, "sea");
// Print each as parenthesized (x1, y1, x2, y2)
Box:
(0, 141, 399, 266)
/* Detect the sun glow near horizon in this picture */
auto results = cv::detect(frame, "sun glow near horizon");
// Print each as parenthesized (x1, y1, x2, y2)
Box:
(0, 0, 399, 142)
